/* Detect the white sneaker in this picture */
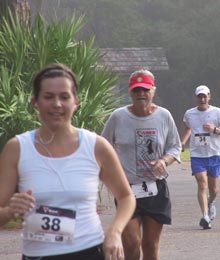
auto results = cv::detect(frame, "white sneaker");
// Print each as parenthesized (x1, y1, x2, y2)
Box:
(208, 203, 216, 221)
(199, 216, 211, 229)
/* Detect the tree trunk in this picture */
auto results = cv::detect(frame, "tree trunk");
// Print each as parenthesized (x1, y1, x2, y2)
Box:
(0, 0, 30, 24)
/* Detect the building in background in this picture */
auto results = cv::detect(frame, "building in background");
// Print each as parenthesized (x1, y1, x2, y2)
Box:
(100, 47, 169, 104)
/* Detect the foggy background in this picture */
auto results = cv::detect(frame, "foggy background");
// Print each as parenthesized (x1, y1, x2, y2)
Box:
(14, 0, 220, 136)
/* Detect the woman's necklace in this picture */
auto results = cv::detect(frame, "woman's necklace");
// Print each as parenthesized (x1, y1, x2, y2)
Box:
(38, 133, 55, 145)
(35, 131, 55, 157)
(35, 127, 75, 157)
(35, 138, 53, 158)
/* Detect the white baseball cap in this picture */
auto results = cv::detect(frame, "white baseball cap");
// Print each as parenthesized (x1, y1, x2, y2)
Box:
(195, 85, 210, 96)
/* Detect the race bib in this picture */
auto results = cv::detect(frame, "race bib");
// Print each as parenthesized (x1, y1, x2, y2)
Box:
(131, 181, 158, 198)
(25, 205, 76, 244)
(195, 133, 210, 146)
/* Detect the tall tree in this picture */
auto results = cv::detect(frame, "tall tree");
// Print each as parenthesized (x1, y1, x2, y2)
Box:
(0, 0, 30, 24)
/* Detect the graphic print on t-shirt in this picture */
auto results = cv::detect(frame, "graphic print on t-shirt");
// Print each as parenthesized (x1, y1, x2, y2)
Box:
(135, 128, 157, 179)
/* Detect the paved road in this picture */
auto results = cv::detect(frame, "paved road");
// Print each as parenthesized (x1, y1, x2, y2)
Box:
(1, 161, 220, 260)
(160, 162, 220, 260)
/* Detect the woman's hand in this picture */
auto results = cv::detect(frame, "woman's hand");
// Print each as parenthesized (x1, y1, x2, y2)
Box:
(103, 230, 125, 260)
(8, 189, 35, 218)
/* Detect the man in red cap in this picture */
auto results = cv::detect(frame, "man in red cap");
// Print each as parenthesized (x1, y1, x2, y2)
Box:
(102, 69, 181, 260)
(182, 85, 220, 230)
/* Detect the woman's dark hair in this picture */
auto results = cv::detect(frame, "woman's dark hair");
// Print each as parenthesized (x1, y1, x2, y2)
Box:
(32, 63, 79, 99)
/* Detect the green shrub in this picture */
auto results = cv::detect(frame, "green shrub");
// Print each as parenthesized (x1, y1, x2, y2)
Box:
(0, 9, 119, 150)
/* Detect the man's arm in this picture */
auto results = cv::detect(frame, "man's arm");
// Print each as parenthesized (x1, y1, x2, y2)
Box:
(181, 125, 191, 152)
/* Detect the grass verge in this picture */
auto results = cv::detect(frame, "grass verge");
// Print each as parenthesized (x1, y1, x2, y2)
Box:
(1, 218, 22, 230)
(180, 149, 190, 162)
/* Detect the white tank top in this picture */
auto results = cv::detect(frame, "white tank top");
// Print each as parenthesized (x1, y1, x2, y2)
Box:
(16, 129, 104, 257)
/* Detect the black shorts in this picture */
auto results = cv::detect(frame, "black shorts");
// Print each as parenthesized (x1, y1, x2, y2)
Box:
(133, 179, 171, 224)
(22, 244, 104, 260)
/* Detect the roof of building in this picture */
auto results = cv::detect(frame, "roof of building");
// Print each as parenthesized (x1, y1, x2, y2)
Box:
(100, 47, 169, 74)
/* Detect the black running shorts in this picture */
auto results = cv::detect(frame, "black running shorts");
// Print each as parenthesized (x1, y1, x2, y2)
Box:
(22, 244, 104, 260)
(132, 179, 171, 224)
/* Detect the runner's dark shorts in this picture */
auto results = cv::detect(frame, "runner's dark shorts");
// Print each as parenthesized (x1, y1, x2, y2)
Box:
(132, 179, 171, 225)
(22, 244, 104, 260)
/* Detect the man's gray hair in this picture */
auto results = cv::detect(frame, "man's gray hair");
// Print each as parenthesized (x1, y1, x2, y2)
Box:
(129, 69, 155, 80)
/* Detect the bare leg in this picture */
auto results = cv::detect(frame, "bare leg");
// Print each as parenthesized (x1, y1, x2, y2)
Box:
(194, 172, 208, 216)
(208, 176, 218, 203)
(142, 216, 163, 260)
(122, 217, 142, 260)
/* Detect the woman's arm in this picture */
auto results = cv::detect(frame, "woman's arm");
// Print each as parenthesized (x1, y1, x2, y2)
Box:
(95, 135, 136, 260)
(0, 138, 35, 226)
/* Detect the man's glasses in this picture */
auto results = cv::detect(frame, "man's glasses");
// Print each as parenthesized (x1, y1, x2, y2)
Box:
(132, 87, 151, 93)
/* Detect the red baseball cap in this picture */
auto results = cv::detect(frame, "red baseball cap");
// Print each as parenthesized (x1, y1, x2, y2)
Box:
(129, 74, 155, 91)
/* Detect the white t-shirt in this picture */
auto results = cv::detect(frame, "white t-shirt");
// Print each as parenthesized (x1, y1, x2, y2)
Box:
(183, 105, 220, 157)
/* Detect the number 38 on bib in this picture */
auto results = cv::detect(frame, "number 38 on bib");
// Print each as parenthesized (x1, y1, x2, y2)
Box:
(24, 205, 76, 244)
